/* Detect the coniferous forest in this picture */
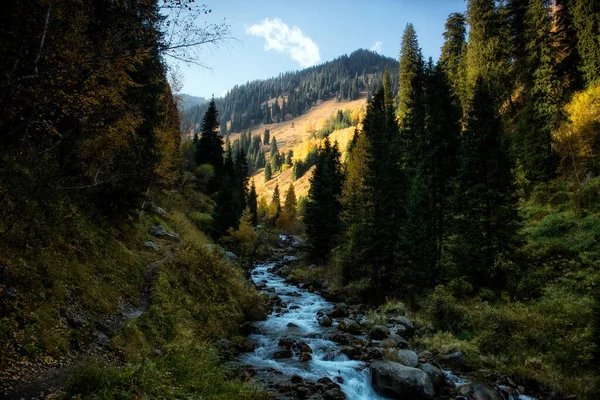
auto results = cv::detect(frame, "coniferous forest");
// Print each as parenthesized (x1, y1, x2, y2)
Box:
(1, 0, 600, 399)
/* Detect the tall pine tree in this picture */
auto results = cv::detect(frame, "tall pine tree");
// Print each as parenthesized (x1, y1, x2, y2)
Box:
(304, 138, 344, 259)
(452, 78, 521, 289)
(195, 98, 224, 192)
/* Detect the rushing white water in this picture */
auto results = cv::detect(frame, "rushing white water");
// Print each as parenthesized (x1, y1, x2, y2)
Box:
(241, 262, 386, 400)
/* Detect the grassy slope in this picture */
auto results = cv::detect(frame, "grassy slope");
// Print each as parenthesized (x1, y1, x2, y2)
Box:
(0, 188, 267, 399)
(238, 97, 365, 201)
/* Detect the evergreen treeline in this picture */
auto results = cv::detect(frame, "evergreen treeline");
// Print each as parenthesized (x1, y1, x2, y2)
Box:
(183, 49, 398, 134)
(305, 1, 600, 301)
(0, 0, 184, 234)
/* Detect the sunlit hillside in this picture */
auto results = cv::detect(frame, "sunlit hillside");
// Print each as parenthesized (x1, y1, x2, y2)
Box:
(229, 96, 366, 153)
(242, 97, 366, 201)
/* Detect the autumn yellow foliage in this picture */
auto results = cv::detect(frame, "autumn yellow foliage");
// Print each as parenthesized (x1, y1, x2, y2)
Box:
(553, 82, 600, 180)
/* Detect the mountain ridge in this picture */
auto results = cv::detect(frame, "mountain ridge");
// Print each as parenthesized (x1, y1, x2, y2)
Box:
(183, 49, 399, 135)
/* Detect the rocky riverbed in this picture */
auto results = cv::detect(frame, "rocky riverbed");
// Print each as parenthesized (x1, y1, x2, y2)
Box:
(236, 235, 538, 400)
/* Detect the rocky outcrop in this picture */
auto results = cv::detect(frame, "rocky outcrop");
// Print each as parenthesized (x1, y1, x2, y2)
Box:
(149, 225, 179, 240)
(370, 360, 434, 399)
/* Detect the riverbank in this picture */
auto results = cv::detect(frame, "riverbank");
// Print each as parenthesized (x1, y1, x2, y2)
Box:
(1, 191, 270, 400)
(239, 234, 542, 400)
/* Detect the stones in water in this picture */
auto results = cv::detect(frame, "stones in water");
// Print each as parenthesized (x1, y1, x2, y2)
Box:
(338, 319, 363, 334)
(327, 304, 349, 318)
(323, 387, 346, 400)
(457, 382, 504, 400)
(274, 349, 293, 359)
(318, 316, 333, 327)
(370, 360, 434, 399)
(420, 363, 445, 389)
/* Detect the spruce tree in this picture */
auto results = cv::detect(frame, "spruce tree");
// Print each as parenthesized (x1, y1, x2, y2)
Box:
(572, 0, 600, 85)
(340, 130, 371, 285)
(395, 63, 461, 293)
(453, 78, 521, 289)
(440, 13, 467, 102)
(263, 128, 270, 145)
(248, 180, 258, 226)
(195, 98, 224, 185)
(397, 23, 424, 125)
(512, 0, 561, 183)
(361, 83, 405, 299)
(271, 183, 282, 223)
(264, 162, 272, 182)
(304, 138, 344, 259)
(464, 0, 511, 105)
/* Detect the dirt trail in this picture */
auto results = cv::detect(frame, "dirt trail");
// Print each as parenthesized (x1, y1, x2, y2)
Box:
(2, 246, 176, 400)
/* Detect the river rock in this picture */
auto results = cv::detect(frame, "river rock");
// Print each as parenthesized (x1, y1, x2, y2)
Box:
(328, 332, 357, 345)
(397, 349, 419, 367)
(393, 324, 408, 337)
(437, 350, 466, 371)
(317, 377, 341, 390)
(300, 352, 312, 362)
(323, 387, 347, 400)
(420, 363, 445, 389)
(238, 338, 256, 353)
(457, 383, 504, 400)
(369, 324, 390, 340)
(294, 384, 311, 398)
(291, 375, 303, 384)
(327, 304, 349, 318)
(318, 316, 333, 327)
(370, 360, 434, 399)
(338, 319, 363, 334)
(382, 334, 409, 349)
(396, 315, 415, 336)
(419, 350, 434, 364)
(274, 349, 293, 359)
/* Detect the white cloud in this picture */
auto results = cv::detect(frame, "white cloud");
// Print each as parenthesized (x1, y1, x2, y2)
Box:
(246, 18, 321, 68)
(370, 41, 383, 53)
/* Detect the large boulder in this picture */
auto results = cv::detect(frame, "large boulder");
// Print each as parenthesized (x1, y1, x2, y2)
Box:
(396, 349, 419, 368)
(396, 315, 415, 337)
(382, 334, 409, 349)
(420, 363, 445, 389)
(437, 350, 466, 371)
(323, 387, 347, 400)
(338, 319, 363, 334)
(369, 325, 390, 340)
(457, 383, 504, 400)
(370, 361, 434, 399)
(327, 304, 349, 318)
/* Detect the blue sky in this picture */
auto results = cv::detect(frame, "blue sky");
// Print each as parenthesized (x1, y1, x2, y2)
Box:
(172, 0, 467, 98)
